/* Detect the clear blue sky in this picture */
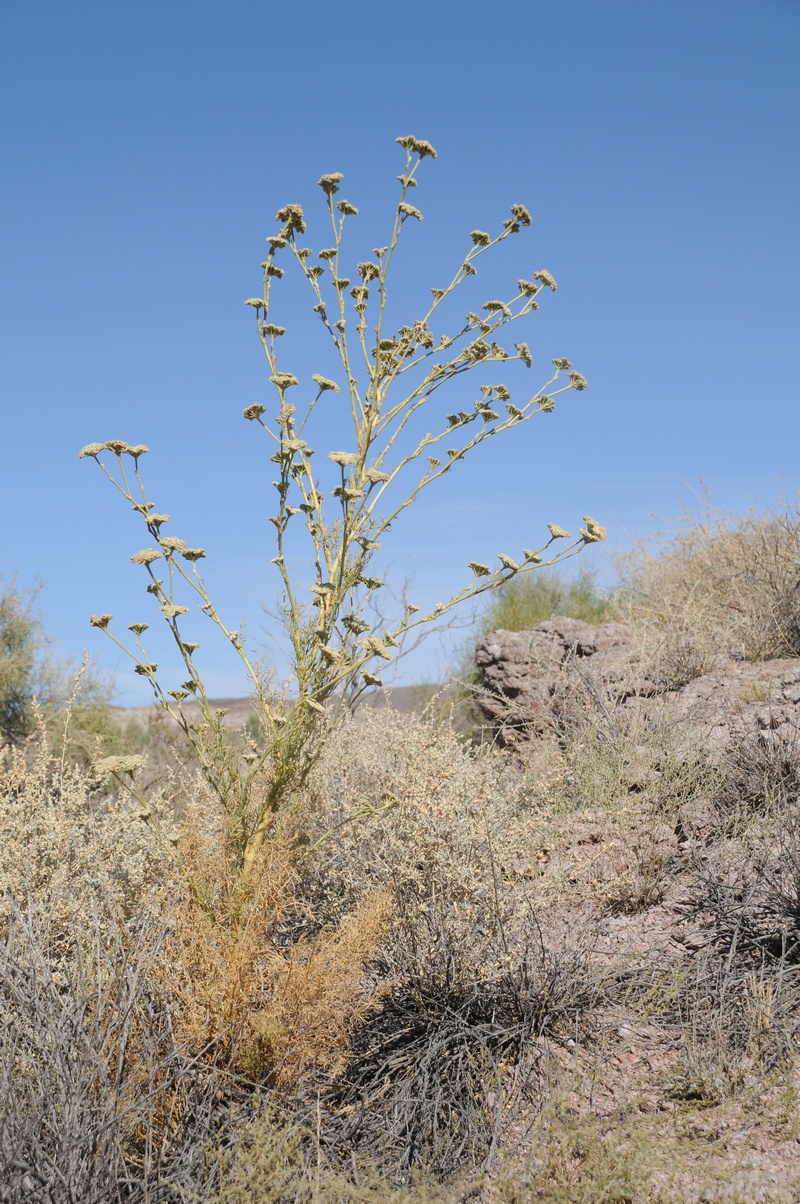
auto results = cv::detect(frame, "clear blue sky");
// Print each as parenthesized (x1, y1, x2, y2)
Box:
(2, 0, 799, 704)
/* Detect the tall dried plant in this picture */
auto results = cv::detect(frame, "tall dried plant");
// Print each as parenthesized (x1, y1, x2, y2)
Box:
(80, 135, 604, 923)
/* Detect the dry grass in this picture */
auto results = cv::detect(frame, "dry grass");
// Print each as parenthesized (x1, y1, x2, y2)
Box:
(617, 497, 800, 667)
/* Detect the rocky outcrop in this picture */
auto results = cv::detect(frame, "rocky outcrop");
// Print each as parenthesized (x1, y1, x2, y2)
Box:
(474, 617, 800, 751)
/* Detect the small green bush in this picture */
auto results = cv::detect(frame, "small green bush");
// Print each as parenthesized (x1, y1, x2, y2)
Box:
(475, 564, 614, 637)
(0, 575, 120, 760)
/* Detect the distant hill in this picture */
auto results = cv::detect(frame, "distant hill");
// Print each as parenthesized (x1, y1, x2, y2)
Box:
(111, 684, 442, 728)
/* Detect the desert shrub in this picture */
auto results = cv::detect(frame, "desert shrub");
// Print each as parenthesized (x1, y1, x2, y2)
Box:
(476, 565, 615, 637)
(617, 499, 800, 665)
(300, 706, 529, 924)
(326, 888, 601, 1182)
(0, 575, 121, 765)
(0, 724, 166, 931)
(0, 896, 259, 1204)
(78, 135, 602, 939)
(714, 728, 800, 823)
(536, 663, 717, 821)
(0, 576, 47, 743)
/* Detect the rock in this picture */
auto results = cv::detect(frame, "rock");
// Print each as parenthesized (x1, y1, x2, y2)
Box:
(474, 617, 800, 751)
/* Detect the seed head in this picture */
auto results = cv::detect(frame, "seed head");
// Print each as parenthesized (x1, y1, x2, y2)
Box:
(510, 204, 532, 226)
(161, 537, 187, 552)
(547, 523, 571, 540)
(515, 342, 532, 368)
(318, 172, 344, 195)
(266, 264, 284, 278)
(470, 231, 491, 246)
(124, 444, 149, 458)
(357, 261, 381, 281)
(270, 373, 299, 389)
(169, 690, 191, 701)
(534, 270, 557, 291)
(396, 175, 418, 187)
(328, 451, 358, 466)
(104, 440, 128, 455)
(128, 623, 149, 635)
(160, 604, 189, 618)
(364, 467, 390, 484)
(468, 562, 491, 577)
(89, 614, 113, 629)
(311, 374, 339, 393)
(395, 135, 438, 159)
(462, 262, 477, 276)
(318, 248, 337, 260)
(78, 442, 105, 459)
(134, 662, 158, 676)
(552, 358, 572, 371)
(336, 200, 359, 216)
(373, 246, 388, 257)
(362, 672, 383, 687)
(333, 278, 350, 290)
(522, 550, 542, 563)
(483, 300, 511, 317)
(275, 203, 306, 233)
(147, 513, 170, 528)
(182, 548, 206, 562)
(362, 635, 391, 660)
(303, 697, 325, 713)
(244, 298, 266, 309)
(517, 280, 537, 297)
(431, 288, 445, 301)
(398, 202, 423, 221)
(506, 404, 524, 420)
(261, 324, 286, 337)
(539, 396, 555, 413)
(181, 642, 199, 654)
(343, 613, 370, 635)
(498, 554, 519, 571)
(243, 403, 266, 420)
(94, 754, 144, 776)
(581, 516, 607, 542)
(569, 371, 588, 391)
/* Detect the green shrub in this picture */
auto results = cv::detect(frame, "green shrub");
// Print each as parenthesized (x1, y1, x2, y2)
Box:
(0, 577, 50, 743)
(0, 575, 120, 761)
(476, 564, 614, 636)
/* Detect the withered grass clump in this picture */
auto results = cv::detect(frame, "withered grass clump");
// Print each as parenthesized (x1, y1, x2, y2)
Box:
(618, 498, 800, 667)
(327, 891, 603, 1181)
